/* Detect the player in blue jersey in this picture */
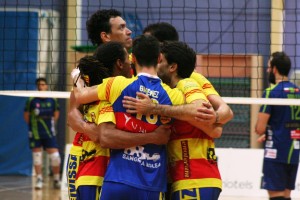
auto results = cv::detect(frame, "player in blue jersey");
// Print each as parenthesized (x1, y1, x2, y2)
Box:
(123, 41, 224, 200)
(255, 51, 300, 200)
(24, 77, 61, 190)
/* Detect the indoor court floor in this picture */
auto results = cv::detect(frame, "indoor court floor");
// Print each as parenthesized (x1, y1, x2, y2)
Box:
(0, 175, 299, 200)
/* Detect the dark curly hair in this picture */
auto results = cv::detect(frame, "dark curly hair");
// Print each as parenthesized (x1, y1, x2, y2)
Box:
(161, 41, 196, 78)
(86, 9, 122, 46)
(94, 41, 126, 76)
(270, 51, 291, 76)
(143, 22, 179, 42)
(76, 56, 110, 87)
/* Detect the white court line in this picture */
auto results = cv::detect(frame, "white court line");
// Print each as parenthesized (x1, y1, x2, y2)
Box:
(0, 185, 32, 192)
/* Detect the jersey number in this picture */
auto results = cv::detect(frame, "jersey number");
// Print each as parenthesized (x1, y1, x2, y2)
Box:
(135, 99, 159, 124)
(290, 105, 300, 120)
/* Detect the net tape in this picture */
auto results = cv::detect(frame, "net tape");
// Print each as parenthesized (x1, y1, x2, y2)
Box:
(0, 90, 299, 105)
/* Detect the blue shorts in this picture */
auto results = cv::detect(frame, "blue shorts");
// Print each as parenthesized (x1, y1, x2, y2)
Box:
(100, 181, 164, 200)
(262, 159, 299, 191)
(76, 185, 101, 200)
(29, 137, 58, 149)
(171, 187, 221, 200)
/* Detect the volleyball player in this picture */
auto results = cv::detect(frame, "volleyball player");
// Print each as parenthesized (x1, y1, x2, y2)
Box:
(142, 22, 233, 124)
(123, 41, 223, 199)
(143, 22, 179, 42)
(68, 55, 111, 200)
(24, 77, 61, 190)
(86, 9, 132, 51)
(67, 8, 134, 200)
(255, 52, 300, 200)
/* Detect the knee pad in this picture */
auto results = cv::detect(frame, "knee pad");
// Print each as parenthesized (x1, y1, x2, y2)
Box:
(49, 152, 61, 167)
(33, 152, 42, 166)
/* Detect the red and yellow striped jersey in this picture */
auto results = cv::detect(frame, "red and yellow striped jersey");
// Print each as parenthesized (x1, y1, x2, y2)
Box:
(168, 75, 222, 193)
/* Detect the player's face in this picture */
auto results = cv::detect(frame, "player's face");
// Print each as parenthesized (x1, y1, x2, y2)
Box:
(267, 59, 275, 84)
(157, 54, 171, 85)
(121, 48, 132, 78)
(108, 17, 132, 50)
(37, 81, 48, 91)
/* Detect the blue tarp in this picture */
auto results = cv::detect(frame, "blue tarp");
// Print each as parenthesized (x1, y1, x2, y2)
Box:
(0, 11, 39, 175)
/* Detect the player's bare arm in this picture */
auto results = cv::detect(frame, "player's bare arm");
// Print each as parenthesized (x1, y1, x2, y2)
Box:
(123, 92, 222, 138)
(54, 111, 60, 122)
(123, 92, 215, 122)
(71, 68, 99, 104)
(255, 112, 270, 135)
(68, 111, 171, 148)
(68, 94, 172, 147)
(68, 91, 100, 142)
(197, 94, 234, 125)
(99, 123, 171, 149)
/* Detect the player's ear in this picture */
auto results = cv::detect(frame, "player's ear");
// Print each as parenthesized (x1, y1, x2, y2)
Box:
(116, 59, 123, 69)
(100, 32, 111, 43)
(273, 65, 278, 74)
(170, 63, 177, 73)
(157, 53, 162, 64)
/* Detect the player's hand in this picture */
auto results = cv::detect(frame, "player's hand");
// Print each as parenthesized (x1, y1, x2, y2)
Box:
(194, 101, 217, 124)
(257, 134, 266, 143)
(152, 125, 171, 145)
(123, 92, 155, 115)
(71, 68, 84, 88)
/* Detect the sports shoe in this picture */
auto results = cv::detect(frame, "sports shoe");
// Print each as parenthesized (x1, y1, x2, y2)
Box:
(53, 180, 61, 189)
(35, 178, 43, 189)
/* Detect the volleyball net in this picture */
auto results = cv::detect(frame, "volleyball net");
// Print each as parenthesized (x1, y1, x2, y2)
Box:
(0, 0, 300, 149)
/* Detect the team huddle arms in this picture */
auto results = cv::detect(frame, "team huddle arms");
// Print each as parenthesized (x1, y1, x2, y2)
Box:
(67, 8, 233, 200)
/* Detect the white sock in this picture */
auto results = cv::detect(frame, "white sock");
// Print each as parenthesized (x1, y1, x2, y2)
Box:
(36, 174, 43, 180)
(53, 174, 60, 181)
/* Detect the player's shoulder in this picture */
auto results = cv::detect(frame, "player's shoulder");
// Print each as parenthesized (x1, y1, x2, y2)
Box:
(109, 75, 136, 83)
(177, 77, 200, 88)
(161, 82, 182, 93)
(190, 71, 208, 80)
(161, 83, 185, 103)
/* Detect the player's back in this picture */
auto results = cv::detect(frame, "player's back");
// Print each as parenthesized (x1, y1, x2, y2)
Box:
(262, 81, 300, 164)
(98, 73, 185, 192)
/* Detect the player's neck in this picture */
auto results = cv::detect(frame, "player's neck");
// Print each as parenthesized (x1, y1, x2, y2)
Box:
(275, 75, 288, 83)
(136, 65, 157, 76)
(170, 75, 181, 88)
